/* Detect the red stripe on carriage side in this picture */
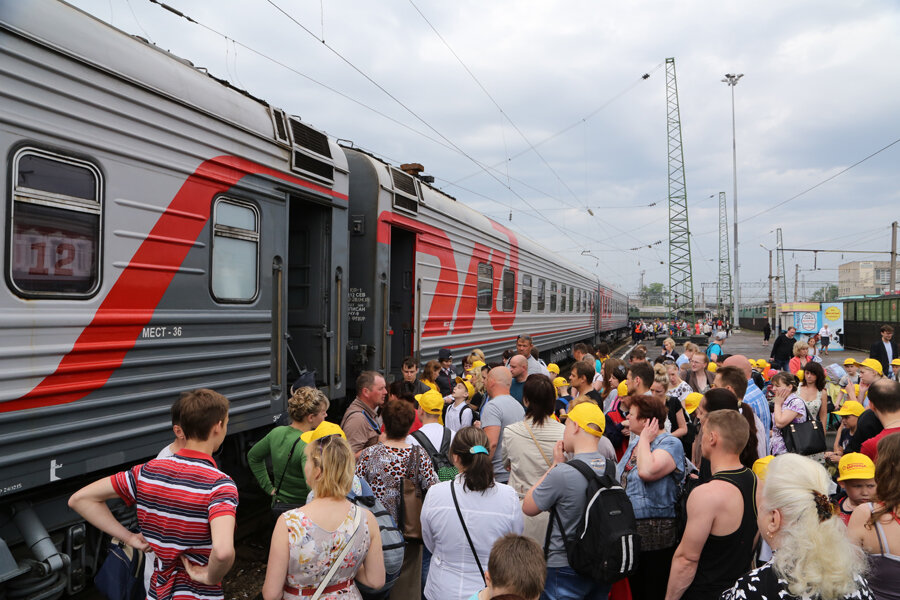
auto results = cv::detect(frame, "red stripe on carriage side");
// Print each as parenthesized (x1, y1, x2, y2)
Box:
(376, 211, 459, 338)
(2, 156, 346, 413)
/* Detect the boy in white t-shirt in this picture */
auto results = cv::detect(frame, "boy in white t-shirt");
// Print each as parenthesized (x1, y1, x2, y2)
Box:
(445, 377, 477, 432)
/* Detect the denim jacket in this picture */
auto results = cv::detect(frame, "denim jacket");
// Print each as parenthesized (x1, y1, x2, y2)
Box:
(615, 433, 684, 519)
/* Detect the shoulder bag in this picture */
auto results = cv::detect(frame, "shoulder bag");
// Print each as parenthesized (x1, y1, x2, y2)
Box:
(271, 432, 304, 517)
(781, 400, 826, 456)
(398, 445, 424, 542)
(450, 479, 486, 584)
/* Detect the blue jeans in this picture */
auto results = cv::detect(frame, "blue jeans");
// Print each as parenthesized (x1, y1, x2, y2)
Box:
(541, 566, 610, 600)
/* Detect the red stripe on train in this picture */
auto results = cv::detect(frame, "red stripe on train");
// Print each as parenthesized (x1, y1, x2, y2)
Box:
(2, 156, 346, 413)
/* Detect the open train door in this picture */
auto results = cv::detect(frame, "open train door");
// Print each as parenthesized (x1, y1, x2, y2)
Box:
(388, 227, 416, 380)
(286, 197, 333, 389)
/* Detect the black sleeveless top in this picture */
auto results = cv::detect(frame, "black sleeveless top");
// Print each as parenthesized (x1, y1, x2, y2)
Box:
(684, 467, 758, 599)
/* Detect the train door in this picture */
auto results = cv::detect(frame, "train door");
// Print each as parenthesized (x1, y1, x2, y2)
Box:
(287, 198, 332, 387)
(388, 227, 416, 380)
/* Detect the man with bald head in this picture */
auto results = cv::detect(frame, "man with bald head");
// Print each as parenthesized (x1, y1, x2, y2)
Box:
(722, 354, 771, 455)
(508, 354, 529, 405)
(480, 366, 525, 483)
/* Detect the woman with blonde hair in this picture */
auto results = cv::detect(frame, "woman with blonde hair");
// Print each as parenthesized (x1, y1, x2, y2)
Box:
(722, 453, 874, 600)
(262, 425, 384, 600)
(788, 340, 810, 375)
(848, 433, 900, 600)
(248, 387, 329, 511)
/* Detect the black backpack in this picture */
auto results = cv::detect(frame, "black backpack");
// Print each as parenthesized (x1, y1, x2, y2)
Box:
(544, 459, 640, 583)
(410, 428, 458, 481)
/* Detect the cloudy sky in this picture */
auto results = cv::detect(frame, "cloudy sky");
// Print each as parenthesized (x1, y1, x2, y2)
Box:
(68, 0, 900, 303)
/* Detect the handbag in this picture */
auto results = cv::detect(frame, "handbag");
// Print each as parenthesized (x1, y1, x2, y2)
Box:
(781, 401, 826, 456)
(271, 432, 304, 518)
(94, 537, 145, 600)
(398, 445, 424, 542)
(450, 479, 486, 585)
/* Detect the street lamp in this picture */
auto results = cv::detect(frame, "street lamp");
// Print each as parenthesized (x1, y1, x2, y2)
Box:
(722, 73, 743, 329)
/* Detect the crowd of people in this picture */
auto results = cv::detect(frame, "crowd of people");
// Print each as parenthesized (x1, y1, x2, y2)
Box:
(67, 326, 900, 600)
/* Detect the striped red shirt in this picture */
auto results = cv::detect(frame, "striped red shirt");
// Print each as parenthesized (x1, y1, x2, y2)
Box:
(111, 449, 238, 600)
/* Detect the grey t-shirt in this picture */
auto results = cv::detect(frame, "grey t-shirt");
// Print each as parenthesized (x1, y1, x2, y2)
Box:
(480, 394, 525, 483)
(531, 452, 609, 568)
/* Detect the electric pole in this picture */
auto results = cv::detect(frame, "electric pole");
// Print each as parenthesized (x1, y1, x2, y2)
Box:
(717, 191, 733, 321)
(665, 57, 696, 321)
(891, 221, 898, 293)
(722, 72, 743, 328)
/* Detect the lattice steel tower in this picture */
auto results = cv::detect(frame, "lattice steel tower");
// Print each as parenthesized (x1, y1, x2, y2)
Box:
(717, 192, 733, 318)
(776, 228, 788, 303)
(665, 57, 695, 319)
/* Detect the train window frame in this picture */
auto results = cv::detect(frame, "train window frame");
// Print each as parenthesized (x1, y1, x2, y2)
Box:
(8, 147, 103, 299)
(537, 278, 546, 311)
(550, 282, 557, 312)
(522, 274, 532, 312)
(477, 263, 493, 311)
(501, 269, 516, 312)
(210, 197, 260, 303)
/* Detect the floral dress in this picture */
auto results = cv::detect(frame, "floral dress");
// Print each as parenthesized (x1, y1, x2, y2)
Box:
(355, 443, 438, 523)
(770, 393, 807, 456)
(283, 504, 370, 599)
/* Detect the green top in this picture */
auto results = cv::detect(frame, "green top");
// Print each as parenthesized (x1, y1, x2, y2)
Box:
(247, 425, 310, 504)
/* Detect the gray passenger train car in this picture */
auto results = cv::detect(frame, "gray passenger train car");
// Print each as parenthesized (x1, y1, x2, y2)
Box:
(0, 1, 347, 594)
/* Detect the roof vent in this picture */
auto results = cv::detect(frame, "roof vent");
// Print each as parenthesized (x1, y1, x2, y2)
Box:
(286, 116, 334, 185)
(391, 168, 419, 215)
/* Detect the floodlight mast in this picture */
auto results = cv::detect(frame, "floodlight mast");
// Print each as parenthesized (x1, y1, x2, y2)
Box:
(722, 73, 743, 328)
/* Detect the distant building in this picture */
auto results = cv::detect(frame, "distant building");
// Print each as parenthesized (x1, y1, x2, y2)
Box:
(839, 260, 900, 297)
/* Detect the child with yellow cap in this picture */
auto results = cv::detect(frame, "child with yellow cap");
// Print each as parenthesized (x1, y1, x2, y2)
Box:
(552, 377, 572, 421)
(833, 453, 876, 525)
(825, 400, 866, 464)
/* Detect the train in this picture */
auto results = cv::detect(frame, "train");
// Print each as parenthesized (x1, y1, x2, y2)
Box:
(738, 293, 900, 350)
(0, 1, 628, 595)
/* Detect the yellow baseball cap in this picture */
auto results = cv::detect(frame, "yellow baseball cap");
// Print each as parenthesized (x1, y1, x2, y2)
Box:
(853, 358, 884, 376)
(617, 382, 628, 396)
(472, 360, 486, 370)
(415, 389, 445, 415)
(837, 453, 875, 481)
(797, 369, 805, 381)
(300, 421, 346, 444)
(892, 358, 900, 367)
(707, 362, 718, 373)
(833, 400, 865, 417)
(684, 392, 703, 414)
(844, 357, 856, 366)
(566, 402, 606, 438)
(455, 377, 475, 399)
(548, 363, 560, 375)
(553, 376, 569, 389)
(752, 455, 775, 480)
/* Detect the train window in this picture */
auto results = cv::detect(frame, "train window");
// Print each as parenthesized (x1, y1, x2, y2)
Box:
(522, 274, 532, 312)
(211, 198, 259, 302)
(10, 149, 102, 297)
(560, 285, 567, 313)
(568, 287, 574, 312)
(502, 269, 516, 312)
(550, 282, 557, 312)
(477, 263, 493, 310)
(537, 278, 546, 311)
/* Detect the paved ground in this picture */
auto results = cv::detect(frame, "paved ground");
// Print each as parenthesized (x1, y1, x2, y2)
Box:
(625, 328, 871, 369)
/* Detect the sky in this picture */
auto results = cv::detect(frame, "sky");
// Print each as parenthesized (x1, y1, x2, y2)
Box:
(67, 0, 900, 304)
